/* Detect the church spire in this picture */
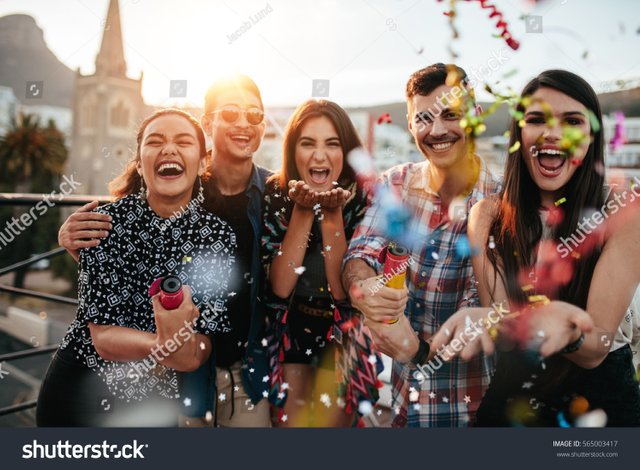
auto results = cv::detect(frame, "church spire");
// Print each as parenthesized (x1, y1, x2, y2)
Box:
(95, 0, 126, 77)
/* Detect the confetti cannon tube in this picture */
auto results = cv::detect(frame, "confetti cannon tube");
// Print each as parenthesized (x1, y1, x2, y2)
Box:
(384, 245, 409, 289)
(383, 245, 409, 325)
(148, 275, 184, 310)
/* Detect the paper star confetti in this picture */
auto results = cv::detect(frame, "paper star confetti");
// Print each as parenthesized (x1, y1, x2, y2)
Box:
(261, 338, 268, 347)
(281, 414, 288, 422)
(522, 381, 534, 389)
(320, 393, 332, 407)
(294, 266, 307, 275)
(218, 393, 226, 402)
(305, 349, 312, 356)
(429, 392, 436, 399)
(262, 375, 269, 383)
(464, 395, 471, 404)
(442, 397, 449, 403)
(183, 398, 192, 407)
(249, 368, 255, 373)
(262, 390, 269, 398)
(409, 389, 420, 402)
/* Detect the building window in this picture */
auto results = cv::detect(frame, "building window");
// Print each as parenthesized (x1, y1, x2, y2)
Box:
(110, 101, 129, 128)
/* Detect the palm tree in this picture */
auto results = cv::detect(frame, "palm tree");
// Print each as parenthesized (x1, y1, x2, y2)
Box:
(0, 113, 68, 288)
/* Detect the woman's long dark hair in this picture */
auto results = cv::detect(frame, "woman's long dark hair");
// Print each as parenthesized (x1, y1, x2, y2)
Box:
(488, 70, 605, 310)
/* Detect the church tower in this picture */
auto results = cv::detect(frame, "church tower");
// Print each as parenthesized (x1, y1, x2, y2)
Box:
(68, 0, 145, 195)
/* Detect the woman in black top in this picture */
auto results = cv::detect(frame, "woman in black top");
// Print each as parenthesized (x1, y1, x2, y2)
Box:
(262, 100, 374, 427)
(432, 70, 640, 426)
(36, 109, 236, 426)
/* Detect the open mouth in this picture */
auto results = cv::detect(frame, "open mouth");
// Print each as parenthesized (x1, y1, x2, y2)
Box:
(535, 147, 568, 177)
(309, 168, 331, 185)
(156, 162, 185, 178)
(229, 133, 252, 146)
(425, 139, 457, 153)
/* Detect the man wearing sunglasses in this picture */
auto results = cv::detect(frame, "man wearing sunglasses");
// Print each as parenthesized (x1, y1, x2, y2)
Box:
(57, 75, 273, 427)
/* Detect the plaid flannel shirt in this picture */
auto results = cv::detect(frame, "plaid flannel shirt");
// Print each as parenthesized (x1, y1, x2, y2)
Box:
(344, 157, 502, 427)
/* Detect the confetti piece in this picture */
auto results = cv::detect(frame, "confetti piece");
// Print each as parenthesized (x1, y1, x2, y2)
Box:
(261, 338, 268, 347)
(429, 391, 436, 399)
(554, 197, 566, 206)
(575, 409, 607, 428)
(569, 396, 590, 418)
(464, 395, 471, 404)
(320, 393, 332, 407)
(488, 235, 496, 249)
(368, 354, 377, 365)
(183, 398, 192, 407)
(281, 414, 288, 422)
(358, 401, 373, 415)
(508, 141, 521, 154)
(409, 389, 420, 402)
(305, 348, 312, 356)
(557, 411, 571, 428)
(377, 113, 392, 124)
(199, 342, 206, 350)
(609, 111, 627, 151)
(294, 266, 306, 275)
(182, 256, 192, 263)
(442, 396, 449, 403)
(474, 0, 520, 50)
(218, 393, 226, 402)
(522, 381, 534, 389)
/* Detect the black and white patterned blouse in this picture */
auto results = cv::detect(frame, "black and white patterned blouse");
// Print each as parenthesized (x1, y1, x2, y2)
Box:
(59, 194, 236, 403)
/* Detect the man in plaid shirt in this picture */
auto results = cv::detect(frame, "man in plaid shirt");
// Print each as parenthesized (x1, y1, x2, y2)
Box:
(342, 63, 502, 426)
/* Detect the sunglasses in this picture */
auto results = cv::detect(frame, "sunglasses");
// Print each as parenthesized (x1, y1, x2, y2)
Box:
(208, 106, 264, 125)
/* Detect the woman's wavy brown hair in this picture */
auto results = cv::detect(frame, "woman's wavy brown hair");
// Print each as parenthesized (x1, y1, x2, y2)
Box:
(109, 108, 209, 199)
(273, 99, 362, 189)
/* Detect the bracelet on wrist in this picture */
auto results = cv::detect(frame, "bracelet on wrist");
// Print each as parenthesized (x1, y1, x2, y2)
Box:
(561, 332, 585, 354)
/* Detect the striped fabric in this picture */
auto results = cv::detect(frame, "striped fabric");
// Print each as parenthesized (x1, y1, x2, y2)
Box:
(344, 157, 502, 426)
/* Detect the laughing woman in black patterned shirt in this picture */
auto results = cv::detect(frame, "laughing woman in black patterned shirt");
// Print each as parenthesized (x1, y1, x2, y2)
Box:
(36, 109, 236, 427)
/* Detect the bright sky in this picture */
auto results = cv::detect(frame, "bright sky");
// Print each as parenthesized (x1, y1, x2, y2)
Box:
(1, 0, 639, 108)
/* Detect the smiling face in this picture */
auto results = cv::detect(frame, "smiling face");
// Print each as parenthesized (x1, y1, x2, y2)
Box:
(294, 116, 344, 192)
(138, 113, 205, 213)
(408, 84, 469, 171)
(521, 87, 591, 205)
(201, 89, 266, 162)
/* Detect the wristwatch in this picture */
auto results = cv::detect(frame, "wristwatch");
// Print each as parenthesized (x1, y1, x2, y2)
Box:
(411, 337, 430, 366)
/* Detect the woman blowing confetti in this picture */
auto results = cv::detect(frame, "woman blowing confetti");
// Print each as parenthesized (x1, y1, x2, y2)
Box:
(261, 100, 379, 427)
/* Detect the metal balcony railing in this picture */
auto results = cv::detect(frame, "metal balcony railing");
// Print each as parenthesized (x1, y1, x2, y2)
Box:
(0, 193, 109, 419)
